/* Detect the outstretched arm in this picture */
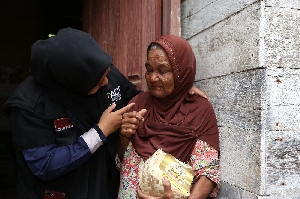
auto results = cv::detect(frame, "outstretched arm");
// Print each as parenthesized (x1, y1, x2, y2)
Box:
(13, 103, 136, 182)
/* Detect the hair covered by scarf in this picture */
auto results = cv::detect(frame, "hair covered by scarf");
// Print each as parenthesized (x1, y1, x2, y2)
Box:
(30, 27, 112, 96)
(29, 28, 113, 131)
(131, 35, 219, 163)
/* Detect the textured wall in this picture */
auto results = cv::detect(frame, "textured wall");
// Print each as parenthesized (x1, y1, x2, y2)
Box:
(263, 0, 300, 197)
(181, 0, 300, 198)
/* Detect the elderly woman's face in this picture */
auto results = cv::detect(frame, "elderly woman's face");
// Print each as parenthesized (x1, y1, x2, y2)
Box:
(145, 48, 174, 98)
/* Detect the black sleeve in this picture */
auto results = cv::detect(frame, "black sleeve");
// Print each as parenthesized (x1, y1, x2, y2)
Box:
(9, 108, 55, 151)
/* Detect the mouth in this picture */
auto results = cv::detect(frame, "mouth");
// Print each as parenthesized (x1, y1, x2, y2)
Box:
(150, 86, 163, 91)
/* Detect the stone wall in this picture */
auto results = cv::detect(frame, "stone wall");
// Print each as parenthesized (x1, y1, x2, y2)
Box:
(181, 0, 300, 198)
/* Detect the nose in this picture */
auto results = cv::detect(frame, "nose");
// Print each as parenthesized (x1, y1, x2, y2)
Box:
(98, 77, 108, 89)
(150, 72, 159, 82)
(102, 77, 108, 86)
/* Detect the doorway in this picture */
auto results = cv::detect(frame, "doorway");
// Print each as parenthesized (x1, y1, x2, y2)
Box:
(0, 0, 83, 197)
(0, 0, 179, 197)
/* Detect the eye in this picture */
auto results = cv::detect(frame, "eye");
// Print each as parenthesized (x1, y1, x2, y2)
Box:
(145, 65, 153, 73)
(146, 69, 153, 73)
(159, 70, 167, 74)
(159, 66, 172, 75)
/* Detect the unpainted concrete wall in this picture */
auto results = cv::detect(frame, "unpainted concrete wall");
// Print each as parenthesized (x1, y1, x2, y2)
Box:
(181, 0, 300, 198)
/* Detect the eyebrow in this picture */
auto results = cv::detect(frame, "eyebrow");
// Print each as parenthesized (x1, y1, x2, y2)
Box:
(156, 63, 171, 69)
(145, 61, 170, 67)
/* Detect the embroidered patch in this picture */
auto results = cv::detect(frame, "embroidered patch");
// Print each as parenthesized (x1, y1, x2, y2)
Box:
(54, 117, 73, 131)
(108, 86, 121, 102)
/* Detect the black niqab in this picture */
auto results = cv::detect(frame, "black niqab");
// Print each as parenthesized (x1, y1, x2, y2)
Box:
(30, 28, 112, 130)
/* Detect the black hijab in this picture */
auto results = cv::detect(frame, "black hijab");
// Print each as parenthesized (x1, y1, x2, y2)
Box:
(30, 28, 112, 131)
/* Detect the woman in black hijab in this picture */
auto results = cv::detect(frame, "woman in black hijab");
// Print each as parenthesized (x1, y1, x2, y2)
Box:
(3, 28, 140, 199)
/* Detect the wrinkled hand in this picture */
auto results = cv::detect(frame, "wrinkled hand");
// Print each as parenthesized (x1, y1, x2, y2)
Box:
(97, 103, 135, 137)
(188, 85, 208, 99)
(137, 177, 174, 199)
(120, 109, 147, 138)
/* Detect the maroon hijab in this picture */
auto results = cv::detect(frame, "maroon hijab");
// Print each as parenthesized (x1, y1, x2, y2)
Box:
(131, 35, 219, 163)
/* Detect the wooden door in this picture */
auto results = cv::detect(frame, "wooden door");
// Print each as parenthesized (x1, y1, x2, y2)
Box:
(82, 0, 161, 91)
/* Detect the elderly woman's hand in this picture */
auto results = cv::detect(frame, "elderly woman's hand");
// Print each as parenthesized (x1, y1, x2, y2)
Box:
(188, 86, 208, 99)
(137, 177, 174, 199)
(120, 109, 147, 138)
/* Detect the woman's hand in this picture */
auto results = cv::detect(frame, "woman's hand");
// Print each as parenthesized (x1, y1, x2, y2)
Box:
(188, 86, 208, 99)
(97, 103, 135, 137)
(137, 177, 174, 199)
(118, 108, 147, 161)
(120, 109, 147, 138)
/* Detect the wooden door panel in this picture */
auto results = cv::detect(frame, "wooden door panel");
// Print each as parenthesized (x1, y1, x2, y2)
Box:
(82, 0, 161, 90)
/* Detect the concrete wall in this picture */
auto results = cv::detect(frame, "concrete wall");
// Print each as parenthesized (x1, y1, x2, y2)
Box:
(181, 0, 300, 198)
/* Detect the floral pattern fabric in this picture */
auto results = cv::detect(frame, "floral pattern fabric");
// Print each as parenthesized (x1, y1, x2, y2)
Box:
(117, 139, 220, 198)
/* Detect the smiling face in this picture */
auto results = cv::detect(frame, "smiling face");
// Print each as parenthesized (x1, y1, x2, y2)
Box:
(145, 47, 174, 98)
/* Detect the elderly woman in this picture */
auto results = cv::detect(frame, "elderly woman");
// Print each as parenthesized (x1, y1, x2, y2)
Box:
(118, 35, 220, 199)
